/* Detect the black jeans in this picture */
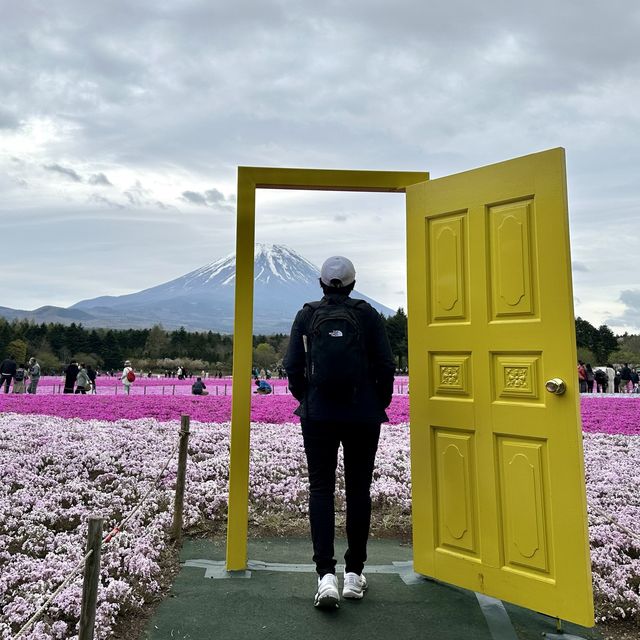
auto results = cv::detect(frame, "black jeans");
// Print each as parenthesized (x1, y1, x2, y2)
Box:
(1, 375, 11, 393)
(301, 419, 381, 577)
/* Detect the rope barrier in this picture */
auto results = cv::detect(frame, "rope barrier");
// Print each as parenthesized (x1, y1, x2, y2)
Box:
(15, 426, 185, 638)
(15, 551, 93, 638)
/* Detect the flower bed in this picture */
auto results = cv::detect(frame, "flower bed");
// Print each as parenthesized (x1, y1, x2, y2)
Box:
(27, 376, 411, 396)
(0, 414, 410, 639)
(580, 396, 640, 436)
(2, 393, 639, 434)
(0, 394, 410, 425)
(585, 432, 640, 622)
(0, 396, 639, 637)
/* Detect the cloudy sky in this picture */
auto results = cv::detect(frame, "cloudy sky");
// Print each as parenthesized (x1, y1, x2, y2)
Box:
(1, 0, 639, 332)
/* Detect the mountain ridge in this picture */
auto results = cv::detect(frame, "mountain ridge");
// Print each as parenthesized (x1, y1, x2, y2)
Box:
(1, 244, 395, 333)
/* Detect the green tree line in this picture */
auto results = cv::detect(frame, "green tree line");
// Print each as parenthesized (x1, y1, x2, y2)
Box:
(0, 312, 634, 374)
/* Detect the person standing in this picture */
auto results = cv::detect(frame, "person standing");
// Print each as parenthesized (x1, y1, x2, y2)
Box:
(0, 355, 16, 393)
(284, 255, 395, 609)
(27, 357, 41, 394)
(13, 363, 27, 393)
(121, 360, 135, 395)
(606, 363, 616, 394)
(585, 363, 595, 393)
(63, 361, 79, 393)
(619, 363, 633, 394)
(75, 364, 91, 394)
(87, 364, 97, 394)
(577, 361, 587, 393)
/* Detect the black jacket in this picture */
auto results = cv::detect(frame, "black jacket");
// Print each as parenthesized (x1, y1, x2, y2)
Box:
(64, 363, 79, 386)
(0, 358, 17, 377)
(283, 293, 395, 423)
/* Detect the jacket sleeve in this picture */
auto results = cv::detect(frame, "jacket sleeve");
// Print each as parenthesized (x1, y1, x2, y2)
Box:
(368, 310, 396, 409)
(283, 308, 308, 402)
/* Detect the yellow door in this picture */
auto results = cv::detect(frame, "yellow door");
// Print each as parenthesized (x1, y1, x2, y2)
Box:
(406, 148, 594, 626)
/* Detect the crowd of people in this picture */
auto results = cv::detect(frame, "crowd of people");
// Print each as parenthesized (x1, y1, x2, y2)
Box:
(0, 354, 275, 396)
(578, 361, 640, 393)
(0, 356, 41, 394)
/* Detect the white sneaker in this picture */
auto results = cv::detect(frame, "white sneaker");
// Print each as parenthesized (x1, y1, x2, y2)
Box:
(314, 573, 340, 608)
(342, 572, 368, 599)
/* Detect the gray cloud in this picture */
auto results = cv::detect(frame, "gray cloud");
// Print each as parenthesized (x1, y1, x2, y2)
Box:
(119, 182, 175, 211)
(204, 188, 225, 204)
(124, 181, 152, 206)
(182, 191, 208, 206)
(182, 189, 233, 209)
(89, 194, 124, 209)
(572, 261, 589, 272)
(1, 0, 639, 328)
(43, 164, 83, 182)
(88, 173, 113, 186)
(334, 214, 347, 222)
(606, 290, 640, 332)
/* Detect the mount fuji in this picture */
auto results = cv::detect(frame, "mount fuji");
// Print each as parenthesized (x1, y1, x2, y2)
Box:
(0, 245, 395, 333)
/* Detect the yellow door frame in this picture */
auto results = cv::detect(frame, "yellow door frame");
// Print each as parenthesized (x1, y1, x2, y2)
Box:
(226, 166, 429, 570)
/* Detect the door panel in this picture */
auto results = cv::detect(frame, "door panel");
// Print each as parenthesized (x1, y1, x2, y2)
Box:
(406, 148, 593, 626)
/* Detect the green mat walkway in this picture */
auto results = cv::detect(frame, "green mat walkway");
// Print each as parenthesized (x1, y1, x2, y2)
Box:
(144, 537, 600, 640)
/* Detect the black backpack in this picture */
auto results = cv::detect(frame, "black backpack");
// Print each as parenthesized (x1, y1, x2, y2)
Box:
(594, 369, 607, 384)
(304, 298, 367, 399)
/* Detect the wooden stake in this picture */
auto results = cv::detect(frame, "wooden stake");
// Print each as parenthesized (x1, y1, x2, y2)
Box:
(171, 415, 190, 543)
(79, 517, 103, 640)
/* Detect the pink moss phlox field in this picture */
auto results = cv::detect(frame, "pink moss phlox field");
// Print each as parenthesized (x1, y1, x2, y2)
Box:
(0, 395, 411, 425)
(1, 396, 639, 636)
(0, 414, 411, 638)
(584, 433, 640, 623)
(28, 376, 410, 396)
(580, 396, 640, 436)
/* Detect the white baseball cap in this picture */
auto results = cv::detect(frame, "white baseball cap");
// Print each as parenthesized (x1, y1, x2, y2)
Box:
(320, 256, 356, 287)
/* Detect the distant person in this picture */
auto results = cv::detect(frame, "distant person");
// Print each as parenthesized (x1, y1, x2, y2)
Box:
(191, 377, 209, 396)
(13, 363, 27, 393)
(619, 363, 632, 393)
(594, 368, 608, 393)
(606, 364, 616, 394)
(27, 357, 41, 394)
(121, 360, 135, 395)
(254, 379, 272, 395)
(577, 361, 587, 393)
(177, 366, 184, 380)
(585, 364, 595, 393)
(0, 355, 16, 393)
(86, 365, 97, 394)
(283, 255, 395, 608)
(631, 368, 639, 393)
(64, 361, 79, 393)
(75, 364, 91, 394)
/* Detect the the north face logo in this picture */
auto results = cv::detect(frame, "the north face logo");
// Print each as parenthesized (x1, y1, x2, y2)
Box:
(328, 330, 343, 337)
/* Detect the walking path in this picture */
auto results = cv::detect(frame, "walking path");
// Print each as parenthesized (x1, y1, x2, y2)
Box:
(144, 537, 600, 640)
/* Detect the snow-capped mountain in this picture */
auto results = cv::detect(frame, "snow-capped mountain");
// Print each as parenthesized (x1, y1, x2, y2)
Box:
(2, 245, 395, 333)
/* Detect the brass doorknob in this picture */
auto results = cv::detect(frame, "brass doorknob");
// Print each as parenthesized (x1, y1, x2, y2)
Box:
(545, 378, 566, 395)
